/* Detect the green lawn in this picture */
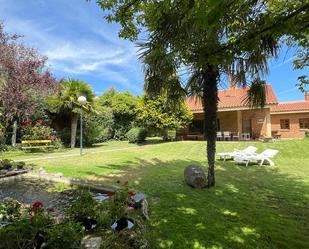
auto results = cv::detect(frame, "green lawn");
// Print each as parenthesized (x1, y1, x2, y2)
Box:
(3, 139, 309, 249)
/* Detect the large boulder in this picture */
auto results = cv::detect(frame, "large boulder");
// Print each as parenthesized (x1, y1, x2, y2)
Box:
(184, 164, 207, 188)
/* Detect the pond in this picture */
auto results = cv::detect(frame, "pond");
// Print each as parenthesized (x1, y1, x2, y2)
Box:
(0, 176, 78, 213)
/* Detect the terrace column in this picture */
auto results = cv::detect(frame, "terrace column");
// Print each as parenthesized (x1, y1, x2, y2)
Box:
(265, 108, 272, 137)
(237, 110, 242, 134)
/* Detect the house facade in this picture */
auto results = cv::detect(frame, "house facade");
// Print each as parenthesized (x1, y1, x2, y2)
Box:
(179, 83, 309, 140)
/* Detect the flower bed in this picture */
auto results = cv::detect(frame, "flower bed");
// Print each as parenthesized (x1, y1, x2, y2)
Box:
(0, 159, 28, 178)
(0, 180, 149, 249)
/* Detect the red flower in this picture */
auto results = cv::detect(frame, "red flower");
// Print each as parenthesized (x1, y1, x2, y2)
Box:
(128, 191, 136, 196)
(47, 207, 55, 212)
(127, 200, 135, 207)
(106, 191, 115, 197)
(32, 200, 43, 209)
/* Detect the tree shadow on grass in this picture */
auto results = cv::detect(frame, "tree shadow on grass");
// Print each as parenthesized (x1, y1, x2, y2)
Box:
(82, 157, 309, 249)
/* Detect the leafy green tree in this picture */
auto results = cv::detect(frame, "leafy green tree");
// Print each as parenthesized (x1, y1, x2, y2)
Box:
(96, 0, 308, 187)
(137, 95, 192, 133)
(97, 87, 117, 107)
(98, 89, 140, 139)
(82, 104, 115, 146)
(48, 79, 95, 148)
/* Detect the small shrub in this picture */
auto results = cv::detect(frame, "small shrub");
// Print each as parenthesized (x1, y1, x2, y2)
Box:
(0, 159, 14, 170)
(305, 130, 309, 138)
(44, 222, 84, 249)
(0, 198, 22, 222)
(66, 190, 97, 220)
(15, 161, 26, 170)
(114, 127, 130, 141)
(22, 120, 57, 140)
(57, 128, 71, 147)
(0, 129, 6, 151)
(0, 205, 52, 249)
(0, 218, 36, 249)
(100, 218, 149, 249)
(162, 129, 176, 141)
(126, 128, 147, 143)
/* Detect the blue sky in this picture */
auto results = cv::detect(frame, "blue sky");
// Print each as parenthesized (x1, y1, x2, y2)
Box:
(0, 0, 307, 101)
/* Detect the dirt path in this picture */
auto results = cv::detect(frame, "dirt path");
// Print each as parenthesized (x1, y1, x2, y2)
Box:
(16, 146, 142, 162)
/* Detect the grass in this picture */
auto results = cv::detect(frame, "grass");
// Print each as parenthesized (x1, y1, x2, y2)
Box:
(2, 139, 309, 249)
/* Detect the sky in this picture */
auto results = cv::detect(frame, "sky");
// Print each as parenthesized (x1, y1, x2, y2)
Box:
(0, 0, 308, 101)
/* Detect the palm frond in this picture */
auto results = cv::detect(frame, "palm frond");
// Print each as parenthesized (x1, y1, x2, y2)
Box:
(138, 41, 186, 104)
(243, 79, 267, 108)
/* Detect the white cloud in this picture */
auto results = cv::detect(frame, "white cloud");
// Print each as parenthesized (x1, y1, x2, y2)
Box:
(272, 55, 297, 69)
(0, 0, 143, 93)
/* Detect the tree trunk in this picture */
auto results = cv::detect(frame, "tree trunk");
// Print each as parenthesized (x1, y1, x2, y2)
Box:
(11, 120, 17, 147)
(71, 113, 78, 148)
(202, 65, 219, 188)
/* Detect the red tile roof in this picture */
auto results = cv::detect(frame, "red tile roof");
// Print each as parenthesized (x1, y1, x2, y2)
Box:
(186, 85, 278, 112)
(270, 101, 309, 113)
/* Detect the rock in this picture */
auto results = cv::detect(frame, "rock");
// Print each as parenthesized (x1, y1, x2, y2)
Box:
(184, 164, 207, 188)
(82, 236, 102, 249)
(54, 173, 63, 178)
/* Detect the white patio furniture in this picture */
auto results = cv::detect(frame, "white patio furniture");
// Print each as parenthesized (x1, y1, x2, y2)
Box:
(233, 149, 278, 167)
(232, 132, 240, 141)
(217, 132, 223, 141)
(223, 131, 231, 141)
(241, 132, 251, 141)
(217, 146, 258, 161)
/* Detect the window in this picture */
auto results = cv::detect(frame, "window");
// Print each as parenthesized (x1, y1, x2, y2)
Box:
(299, 118, 309, 129)
(189, 120, 204, 133)
(280, 119, 290, 129)
(217, 119, 220, 131)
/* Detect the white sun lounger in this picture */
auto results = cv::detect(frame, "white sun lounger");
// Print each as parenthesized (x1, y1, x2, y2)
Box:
(233, 149, 278, 167)
(217, 146, 258, 161)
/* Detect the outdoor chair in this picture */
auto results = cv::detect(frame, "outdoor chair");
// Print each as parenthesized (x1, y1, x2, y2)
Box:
(233, 149, 279, 167)
(217, 146, 257, 161)
(241, 132, 251, 141)
(223, 131, 231, 141)
(232, 132, 240, 141)
(217, 132, 223, 141)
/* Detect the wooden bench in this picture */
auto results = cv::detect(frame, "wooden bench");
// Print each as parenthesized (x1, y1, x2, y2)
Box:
(21, 140, 55, 151)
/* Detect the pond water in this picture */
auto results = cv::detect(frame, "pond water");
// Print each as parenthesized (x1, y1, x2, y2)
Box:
(0, 177, 77, 212)
(0, 176, 111, 211)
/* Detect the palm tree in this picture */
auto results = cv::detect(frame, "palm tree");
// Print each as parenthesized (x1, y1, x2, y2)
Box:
(48, 79, 95, 148)
(140, 36, 277, 187)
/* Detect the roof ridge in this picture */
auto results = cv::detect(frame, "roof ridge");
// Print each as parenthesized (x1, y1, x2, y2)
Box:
(278, 100, 308, 104)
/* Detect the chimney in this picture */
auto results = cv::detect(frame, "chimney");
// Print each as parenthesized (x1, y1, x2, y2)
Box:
(229, 74, 236, 96)
(305, 91, 309, 101)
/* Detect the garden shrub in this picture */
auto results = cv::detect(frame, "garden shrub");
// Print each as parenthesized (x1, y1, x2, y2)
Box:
(21, 120, 61, 147)
(0, 199, 84, 249)
(0, 159, 26, 171)
(0, 218, 38, 249)
(305, 130, 309, 138)
(162, 129, 177, 141)
(0, 198, 22, 222)
(126, 128, 147, 143)
(0, 126, 6, 151)
(57, 127, 71, 146)
(0, 205, 52, 249)
(66, 190, 97, 220)
(100, 218, 149, 249)
(44, 222, 84, 249)
(0, 159, 14, 170)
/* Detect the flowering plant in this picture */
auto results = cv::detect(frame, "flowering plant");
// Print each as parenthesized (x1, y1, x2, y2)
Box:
(30, 200, 55, 218)
(21, 120, 57, 140)
(32, 200, 43, 209)
(108, 180, 140, 220)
